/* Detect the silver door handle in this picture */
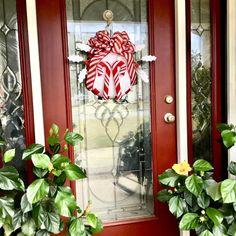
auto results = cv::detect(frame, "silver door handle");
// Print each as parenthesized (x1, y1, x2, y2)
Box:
(164, 113, 175, 123)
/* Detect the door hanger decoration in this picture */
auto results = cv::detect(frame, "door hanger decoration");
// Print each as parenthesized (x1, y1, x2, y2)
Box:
(68, 10, 156, 102)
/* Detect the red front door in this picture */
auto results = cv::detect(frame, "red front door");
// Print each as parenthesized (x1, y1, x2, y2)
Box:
(36, 0, 178, 235)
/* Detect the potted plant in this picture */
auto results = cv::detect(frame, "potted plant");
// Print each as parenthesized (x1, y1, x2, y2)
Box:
(157, 124, 236, 236)
(0, 124, 102, 236)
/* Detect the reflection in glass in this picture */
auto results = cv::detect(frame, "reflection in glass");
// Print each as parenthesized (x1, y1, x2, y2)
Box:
(66, 0, 153, 221)
(0, 0, 26, 176)
(191, 0, 212, 161)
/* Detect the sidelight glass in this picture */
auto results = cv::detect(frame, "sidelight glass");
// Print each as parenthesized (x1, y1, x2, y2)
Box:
(190, 0, 212, 161)
(0, 0, 26, 176)
(66, 0, 153, 221)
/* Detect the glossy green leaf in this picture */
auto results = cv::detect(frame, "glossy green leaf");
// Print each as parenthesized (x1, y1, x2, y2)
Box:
(21, 218, 36, 236)
(91, 219, 103, 233)
(44, 212, 60, 234)
(158, 169, 181, 187)
(86, 213, 97, 228)
(0, 197, 15, 219)
(51, 123, 59, 135)
(48, 137, 60, 147)
(217, 123, 234, 132)
(32, 154, 51, 169)
(64, 164, 86, 180)
(212, 224, 227, 236)
(206, 207, 223, 226)
(157, 189, 173, 202)
(227, 223, 236, 236)
(55, 190, 77, 217)
(54, 172, 67, 186)
(185, 175, 203, 197)
(3, 149, 15, 163)
(51, 154, 70, 169)
(197, 192, 210, 209)
(221, 179, 236, 203)
(0, 166, 22, 190)
(12, 208, 22, 231)
(64, 131, 83, 146)
(36, 230, 50, 236)
(22, 144, 44, 160)
(179, 213, 199, 230)
(221, 130, 236, 148)
(27, 179, 49, 204)
(206, 182, 221, 201)
(193, 159, 214, 172)
(33, 167, 48, 178)
(199, 230, 214, 236)
(21, 193, 33, 214)
(168, 196, 187, 218)
(228, 161, 236, 176)
(69, 218, 85, 236)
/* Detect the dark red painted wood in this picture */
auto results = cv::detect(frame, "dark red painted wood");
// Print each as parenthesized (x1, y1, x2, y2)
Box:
(36, 0, 73, 150)
(211, 0, 223, 181)
(36, 0, 178, 235)
(17, 0, 35, 183)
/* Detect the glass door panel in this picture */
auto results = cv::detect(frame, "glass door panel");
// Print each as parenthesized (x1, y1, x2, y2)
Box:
(0, 0, 26, 178)
(66, 0, 153, 221)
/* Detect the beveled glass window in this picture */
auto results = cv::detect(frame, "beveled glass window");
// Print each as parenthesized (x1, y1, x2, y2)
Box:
(0, 0, 26, 174)
(191, 0, 212, 161)
(66, 0, 153, 221)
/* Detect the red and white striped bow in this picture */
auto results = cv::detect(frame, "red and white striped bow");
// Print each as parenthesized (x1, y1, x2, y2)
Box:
(86, 30, 137, 101)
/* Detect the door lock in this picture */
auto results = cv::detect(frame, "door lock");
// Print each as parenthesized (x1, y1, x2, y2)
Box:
(164, 95, 174, 104)
(164, 113, 175, 123)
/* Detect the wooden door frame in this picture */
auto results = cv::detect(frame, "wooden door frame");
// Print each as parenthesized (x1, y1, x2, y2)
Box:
(36, 0, 178, 235)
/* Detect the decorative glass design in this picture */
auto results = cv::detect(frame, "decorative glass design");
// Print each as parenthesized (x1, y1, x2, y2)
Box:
(0, 0, 26, 175)
(191, 0, 212, 161)
(66, 0, 153, 221)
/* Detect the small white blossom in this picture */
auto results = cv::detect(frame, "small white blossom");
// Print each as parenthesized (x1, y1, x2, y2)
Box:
(136, 68, 149, 83)
(141, 55, 157, 62)
(78, 68, 87, 83)
(68, 55, 84, 63)
(135, 44, 145, 52)
(199, 216, 206, 223)
(76, 42, 91, 52)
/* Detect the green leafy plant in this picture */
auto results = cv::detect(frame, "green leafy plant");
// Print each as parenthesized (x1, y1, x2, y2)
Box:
(0, 124, 102, 236)
(157, 123, 236, 236)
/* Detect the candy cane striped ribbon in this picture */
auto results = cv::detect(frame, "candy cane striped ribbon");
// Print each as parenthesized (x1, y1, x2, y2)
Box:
(112, 60, 126, 101)
(86, 30, 137, 99)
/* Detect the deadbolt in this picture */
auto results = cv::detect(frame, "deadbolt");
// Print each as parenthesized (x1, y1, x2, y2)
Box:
(164, 113, 175, 123)
(165, 95, 174, 104)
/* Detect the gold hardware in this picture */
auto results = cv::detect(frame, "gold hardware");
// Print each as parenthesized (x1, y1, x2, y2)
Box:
(164, 113, 175, 123)
(165, 95, 174, 104)
(103, 10, 113, 25)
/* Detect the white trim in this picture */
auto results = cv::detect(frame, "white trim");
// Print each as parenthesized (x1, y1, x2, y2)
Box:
(175, 1, 189, 236)
(227, 0, 236, 163)
(26, 0, 45, 145)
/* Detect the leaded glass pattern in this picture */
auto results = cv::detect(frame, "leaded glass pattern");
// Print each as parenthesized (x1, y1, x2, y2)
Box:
(0, 0, 25, 174)
(191, 0, 212, 161)
(66, 0, 153, 221)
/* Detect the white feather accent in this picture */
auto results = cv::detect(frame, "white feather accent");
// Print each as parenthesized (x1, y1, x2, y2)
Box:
(68, 55, 84, 63)
(141, 55, 157, 62)
(135, 44, 145, 52)
(136, 68, 149, 83)
(78, 68, 87, 83)
(76, 43, 91, 52)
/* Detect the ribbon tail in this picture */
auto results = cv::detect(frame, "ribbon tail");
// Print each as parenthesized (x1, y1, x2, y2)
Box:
(99, 61, 111, 100)
(113, 61, 126, 101)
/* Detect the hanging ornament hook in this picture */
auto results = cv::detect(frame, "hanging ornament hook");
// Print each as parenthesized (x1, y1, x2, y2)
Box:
(103, 10, 113, 26)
